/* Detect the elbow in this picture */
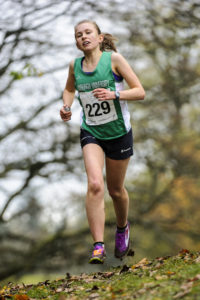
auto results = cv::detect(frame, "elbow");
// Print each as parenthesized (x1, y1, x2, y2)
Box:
(140, 88, 146, 100)
(141, 87, 146, 100)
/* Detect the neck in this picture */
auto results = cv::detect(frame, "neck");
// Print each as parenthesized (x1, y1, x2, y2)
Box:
(82, 48, 103, 72)
(84, 48, 102, 63)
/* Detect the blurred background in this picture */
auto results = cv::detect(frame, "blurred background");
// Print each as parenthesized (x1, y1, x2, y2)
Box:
(0, 0, 200, 284)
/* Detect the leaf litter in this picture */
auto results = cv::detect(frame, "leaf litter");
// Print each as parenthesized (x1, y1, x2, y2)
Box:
(0, 249, 200, 299)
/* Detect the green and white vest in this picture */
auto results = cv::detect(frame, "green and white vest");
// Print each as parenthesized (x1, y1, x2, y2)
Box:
(74, 51, 131, 140)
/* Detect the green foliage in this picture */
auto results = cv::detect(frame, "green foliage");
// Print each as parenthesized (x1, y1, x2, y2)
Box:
(9, 71, 24, 80)
(10, 64, 43, 80)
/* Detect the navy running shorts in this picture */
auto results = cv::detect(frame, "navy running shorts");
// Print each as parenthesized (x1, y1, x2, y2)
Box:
(80, 128, 133, 160)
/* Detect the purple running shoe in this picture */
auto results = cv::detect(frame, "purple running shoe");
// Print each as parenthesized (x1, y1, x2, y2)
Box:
(89, 243, 106, 264)
(115, 222, 130, 258)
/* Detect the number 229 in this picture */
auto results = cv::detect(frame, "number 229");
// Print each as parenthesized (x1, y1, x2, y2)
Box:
(86, 101, 111, 117)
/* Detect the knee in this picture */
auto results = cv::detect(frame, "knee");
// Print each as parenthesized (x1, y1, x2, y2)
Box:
(88, 178, 104, 196)
(108, 187, 124, 200)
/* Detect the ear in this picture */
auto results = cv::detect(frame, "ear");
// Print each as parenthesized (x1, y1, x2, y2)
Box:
(99, 33, 104, 43)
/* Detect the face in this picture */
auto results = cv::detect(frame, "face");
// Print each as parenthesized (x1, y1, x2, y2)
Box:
(75, 22, 103, 52)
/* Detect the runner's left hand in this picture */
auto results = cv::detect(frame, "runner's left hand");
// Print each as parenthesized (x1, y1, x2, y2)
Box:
(92, 88, 115, 101)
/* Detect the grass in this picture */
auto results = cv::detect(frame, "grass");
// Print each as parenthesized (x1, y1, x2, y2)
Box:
(0, 249, 200, 299)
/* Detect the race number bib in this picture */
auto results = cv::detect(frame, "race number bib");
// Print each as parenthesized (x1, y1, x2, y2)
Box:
(79, 90, 118, 126)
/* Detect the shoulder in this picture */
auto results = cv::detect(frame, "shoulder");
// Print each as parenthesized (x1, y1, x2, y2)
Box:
(66, 60, 76, 78)
(111, 52, 125, 63)
(69, 57, 82, 67)
(111, 52, 130, 74)
(69, 59, 78, 75)
(72, 56, 84, 70)
(69, 59, 75, 70)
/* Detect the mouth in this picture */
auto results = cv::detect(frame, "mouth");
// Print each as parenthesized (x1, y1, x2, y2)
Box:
(83, 41, 90, 46)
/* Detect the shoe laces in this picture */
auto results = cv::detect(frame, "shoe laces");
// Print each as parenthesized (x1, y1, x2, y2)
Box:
(93, 244, 104, 255)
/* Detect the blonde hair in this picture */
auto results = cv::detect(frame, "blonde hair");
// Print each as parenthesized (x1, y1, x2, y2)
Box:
(75, 20, 117, 52)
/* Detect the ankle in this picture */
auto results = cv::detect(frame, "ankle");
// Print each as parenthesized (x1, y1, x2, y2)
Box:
(94, 241, 104, 246)
(117, 223, 127, 233)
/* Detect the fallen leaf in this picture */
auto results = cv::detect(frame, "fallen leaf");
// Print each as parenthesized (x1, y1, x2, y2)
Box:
(155, 275, 168, 280)
(156, 255, 171, 263)
(137, 288, 146, 295)
(143, 282, 159, 288)
(63, 288, 74, 293)
(180, 282, 193, 291)
(178, 249, 191, 260)
(155, 258, 164, 263)
(149, 270, 157, 277)
(194, 256, 200, 263)
(179, 249, 190, 255)
(111, 292, 116, 299)
(56, 287, 63, 293)
(131, 257, 150, 270)
(187, 274, 200, 282)
(173, 289, 191, 299)
(101, 272, 114, 279)
(166, 271, 176, 276)
(58, 296, 67, 300)
(155, 262, 163, 269)
(137, 257, 149, 265)
(120, 265, 130, 274)
(106, 285, 113, 292)
(14, 295, 29, 300)
(84, 278, 99, 283)
(173, 278, 194, 298)
(88, 293, 99, 299)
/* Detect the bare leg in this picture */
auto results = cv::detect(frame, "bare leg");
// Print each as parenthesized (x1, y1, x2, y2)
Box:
(82, 144, 105, 242)
(105, 157, 130, 227)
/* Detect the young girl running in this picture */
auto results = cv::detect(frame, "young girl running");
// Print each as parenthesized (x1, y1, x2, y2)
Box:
(60, 20, 145, 264)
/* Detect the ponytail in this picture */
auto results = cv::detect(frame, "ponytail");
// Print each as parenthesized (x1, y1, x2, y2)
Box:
(75, 20, 117, 52)
(100, 33, 117, 52)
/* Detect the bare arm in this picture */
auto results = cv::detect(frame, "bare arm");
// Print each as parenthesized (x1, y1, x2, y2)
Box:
(93, 52, 145, 101)
(112, 52, 145, 100)
(60, 60, 76, 122)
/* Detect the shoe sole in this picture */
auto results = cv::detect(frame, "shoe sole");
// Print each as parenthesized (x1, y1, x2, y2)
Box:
(89, 257, 105, 264)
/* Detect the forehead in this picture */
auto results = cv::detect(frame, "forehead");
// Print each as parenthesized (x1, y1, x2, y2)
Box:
(75, 22, 96, 33)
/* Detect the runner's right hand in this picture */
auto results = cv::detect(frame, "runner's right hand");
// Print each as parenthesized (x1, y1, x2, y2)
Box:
(60, 106, 72, 122)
